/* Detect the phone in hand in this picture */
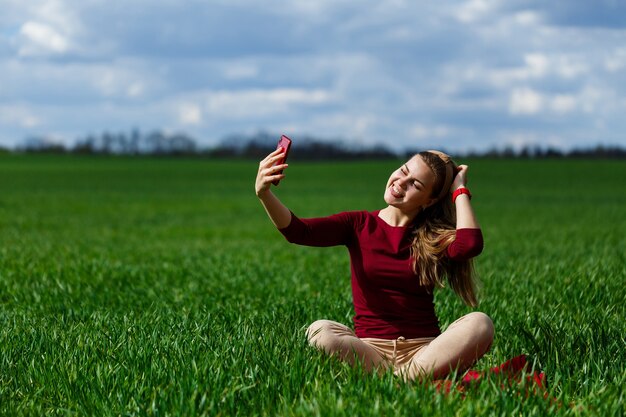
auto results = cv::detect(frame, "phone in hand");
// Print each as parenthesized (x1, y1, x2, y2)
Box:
(272, 135, 292, 186)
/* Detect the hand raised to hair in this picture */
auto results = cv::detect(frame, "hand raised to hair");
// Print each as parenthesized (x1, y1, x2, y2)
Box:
(451, 164, 469, 191)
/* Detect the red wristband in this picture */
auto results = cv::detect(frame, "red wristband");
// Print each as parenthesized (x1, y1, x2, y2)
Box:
(452, 187, 471, 203)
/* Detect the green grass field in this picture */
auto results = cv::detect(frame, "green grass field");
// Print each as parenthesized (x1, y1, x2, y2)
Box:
(0, 155, 624, 416)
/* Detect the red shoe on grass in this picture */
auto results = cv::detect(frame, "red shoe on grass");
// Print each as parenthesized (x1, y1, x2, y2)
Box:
(434, 354, 548, 399)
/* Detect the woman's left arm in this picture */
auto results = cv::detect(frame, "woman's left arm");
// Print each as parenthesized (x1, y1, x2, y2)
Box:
(446, 164, 483, 260)
(451, 164, 480, 230)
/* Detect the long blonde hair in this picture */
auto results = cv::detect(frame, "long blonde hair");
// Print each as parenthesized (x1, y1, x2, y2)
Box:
(410, 151, 478, 307)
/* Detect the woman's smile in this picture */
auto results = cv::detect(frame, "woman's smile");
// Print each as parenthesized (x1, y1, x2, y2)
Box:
(390, 183, 405, 198)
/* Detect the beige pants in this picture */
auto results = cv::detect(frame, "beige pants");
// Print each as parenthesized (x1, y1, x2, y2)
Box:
(306, 312, 494, 381)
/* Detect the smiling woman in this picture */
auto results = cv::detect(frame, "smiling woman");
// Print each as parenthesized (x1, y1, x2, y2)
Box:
(255, 147, 492, 382)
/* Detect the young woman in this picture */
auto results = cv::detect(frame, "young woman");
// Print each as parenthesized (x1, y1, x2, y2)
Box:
(255, 148, 494, 381)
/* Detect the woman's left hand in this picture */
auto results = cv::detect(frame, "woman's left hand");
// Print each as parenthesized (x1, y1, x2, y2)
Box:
(451, 164, 469, 190)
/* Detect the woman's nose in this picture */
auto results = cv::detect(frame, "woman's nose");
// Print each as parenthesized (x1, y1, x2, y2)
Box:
(397, 175, 411, 187)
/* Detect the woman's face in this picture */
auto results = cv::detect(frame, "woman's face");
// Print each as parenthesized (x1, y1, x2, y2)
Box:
(383, 155, 436, 213)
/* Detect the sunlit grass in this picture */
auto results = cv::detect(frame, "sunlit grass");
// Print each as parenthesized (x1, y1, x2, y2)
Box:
(0, 154, 624, 416)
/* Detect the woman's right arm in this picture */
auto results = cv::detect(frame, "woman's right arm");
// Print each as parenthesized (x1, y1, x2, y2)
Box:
(255, 149, 355, 247)
(255, 148, 292, 229)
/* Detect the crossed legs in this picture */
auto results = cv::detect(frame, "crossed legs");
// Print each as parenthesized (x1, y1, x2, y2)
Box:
(306, 319, 390, 372)
(401, 312, 494, 380)
(306, 312, 494, 381)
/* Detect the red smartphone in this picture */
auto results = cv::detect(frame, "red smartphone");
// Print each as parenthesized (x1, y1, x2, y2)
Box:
(272, 135, 292, 186)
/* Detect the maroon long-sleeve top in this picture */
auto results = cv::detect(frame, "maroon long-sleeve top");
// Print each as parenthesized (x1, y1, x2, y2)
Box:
(279, 210, 483, 340)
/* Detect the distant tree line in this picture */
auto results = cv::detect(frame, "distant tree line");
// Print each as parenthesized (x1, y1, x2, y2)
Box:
(213, 131, 396, 160)
(9, 129, 626, 159)
(73, 130, 198, 156)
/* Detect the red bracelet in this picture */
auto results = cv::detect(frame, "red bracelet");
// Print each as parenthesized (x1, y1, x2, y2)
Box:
(452, 187, 471, 203)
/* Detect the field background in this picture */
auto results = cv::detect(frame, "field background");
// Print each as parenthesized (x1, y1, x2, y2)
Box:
(0, 155, 624, 416)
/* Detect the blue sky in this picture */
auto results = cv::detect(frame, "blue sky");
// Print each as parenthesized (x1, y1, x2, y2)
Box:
(1, 0, 625, 152)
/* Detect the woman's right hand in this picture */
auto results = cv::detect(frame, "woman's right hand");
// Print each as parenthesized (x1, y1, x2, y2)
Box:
(255, 148, 289, 197)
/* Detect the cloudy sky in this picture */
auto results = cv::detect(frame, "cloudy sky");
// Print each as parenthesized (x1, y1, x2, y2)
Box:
(1, 0, 625, 152)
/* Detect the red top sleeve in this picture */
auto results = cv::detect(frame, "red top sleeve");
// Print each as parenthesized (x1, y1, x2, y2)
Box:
(446, 228, 484, 260)
(278, 211, 358, 247)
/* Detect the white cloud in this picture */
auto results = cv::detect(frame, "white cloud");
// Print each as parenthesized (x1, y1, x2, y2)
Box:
(222, 63, 259, 80)
(351, 115, 376, 137)
(553, 56, 588, 79)
(508, 87, 607, 116)
(501, 80, 624, 123)
(0, 105, 41, 128)
(604, 47, 626, 72)
(524, 53, 549, 78)
(502, 132, 538, 151)
(579, 85, 612, 114)
(94, 71, 119, 97)
(178, 103, 202, 126)
(17, 21, 69, 56)
(455, 0, 498, 23)
(205, 88, 333, 118)
(294, 112, 389, 143)
(514, 10, 542, 26)
(410, 124, 450, 140)
(509, 87, 544, 115)
(383, 26, 414, 42)
(126, 82, 144, 98)
(22, 114, 39, 128)
(483, 52, 588, 91)
(91, 66, 152, 99)
(8, 0, 85, 57)
(1, 0, 626, 151)
(31, 0, 77, 32)
(282, 0, 342, 18)
(550, 95, 577, 114)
